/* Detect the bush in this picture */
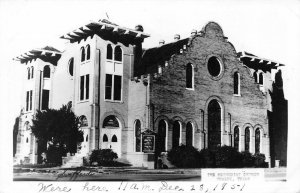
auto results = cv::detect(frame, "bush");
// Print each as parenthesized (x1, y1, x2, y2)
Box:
(46, 145, 67, 165)
(214, 146, 243, 168)
(253, 153, 268, 168)
(89, 149, 118, 166)
(167, 145, 201, 168)
(167, 145, 267, 168)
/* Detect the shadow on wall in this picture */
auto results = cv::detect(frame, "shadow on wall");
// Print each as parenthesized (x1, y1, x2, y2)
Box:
(269, 70, 288, 167)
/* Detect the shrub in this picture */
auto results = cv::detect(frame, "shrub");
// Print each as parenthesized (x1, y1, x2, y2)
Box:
(167, 145, 267, 168)
(240, 151, 255, 167)
(253, 153, 268, 168)
(214, 146, 243, 168)
(89, 149, 118, 166)
(199, 148, 215, 168)
(46, 145, 67, 165)
(167, 145, 201, 168)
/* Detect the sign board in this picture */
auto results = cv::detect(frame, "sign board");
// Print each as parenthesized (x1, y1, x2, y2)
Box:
(142, 134, 155, 153)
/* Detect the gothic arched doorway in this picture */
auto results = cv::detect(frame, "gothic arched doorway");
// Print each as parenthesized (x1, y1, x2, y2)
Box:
(207, 99, 221, 149)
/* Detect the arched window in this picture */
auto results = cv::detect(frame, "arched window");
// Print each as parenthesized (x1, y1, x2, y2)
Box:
(79, 115, 88, 127)
(255, 128, 260, 154)
(112, 135, 118, 142)
(208, 99, 221, 149)
(107, 44, 113, 60)
(234, 72, 240, 95)
(81, 47, 85, 62)
(31, 66, 34, 79)
(26, 137, 29, 143)
(253, 72, 258, 83)
(172, 121, 181, 148)
(186, 122, 193, 146)
(86, 45, 90, 60)
(186, 63, 194, 89)
(43, 65, 50, 78)
(135, 120, 141, 152)
(27, 68, 30, 80)
(259, 72, 263, 85)
(114, 46, 122, 62)
(234, 126, 239, 151)
(68, 58, 74, 76)
(103, 115, 119, 128)
(245, 127, 250, 152)
(158, 120, 167, 152)
(103, 134, 108, 142)
(86, 135, 89, 142)
(24, 121, 30, 130)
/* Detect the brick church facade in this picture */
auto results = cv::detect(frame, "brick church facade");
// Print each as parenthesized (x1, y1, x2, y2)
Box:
(13, 19, 287, 168)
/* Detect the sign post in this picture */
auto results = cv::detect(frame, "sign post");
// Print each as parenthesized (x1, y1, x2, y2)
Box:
(141, 129, 156, 169)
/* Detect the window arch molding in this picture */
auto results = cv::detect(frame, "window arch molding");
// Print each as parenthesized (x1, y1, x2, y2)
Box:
(86, 44, 90, 60)
(186, 63, 194, 89)
(79, 115, 88, 127)
(205, 54, 225, 81)
(154, 115, 170, 151)
(114, 45, 123, 62)
(100, 112, 125, 130)
(134, 119, 142, 152)
(242, 123, 254, 152)
(204, 96, 225, 131)
(80, 46, 85, 62)
(31, 66, 34, 79)
(27, 67, 31, 80)
(233, 71, 241, 95)
(259, 72, 264, 85)
(43, 65, 51, 78)
(185, 121, 194, 147)
(253, 71, 258, 83)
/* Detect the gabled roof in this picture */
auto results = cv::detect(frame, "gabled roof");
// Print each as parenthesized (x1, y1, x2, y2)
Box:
(135, 38, 190, 76)
(238, 51, 284, 72)
(60, 19, 150, 43)
(13, 46, 62, 65)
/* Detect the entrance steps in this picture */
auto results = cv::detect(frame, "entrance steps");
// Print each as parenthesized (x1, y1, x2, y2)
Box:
(61, 154, 84, 168)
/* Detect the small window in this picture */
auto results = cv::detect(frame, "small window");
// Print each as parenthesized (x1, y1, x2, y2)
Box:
(41, 89, 49, 110)
(245, 127, 250, 152)
(207, 56, 221, 77)
(113, 75, 122, 101)
(81, 47, 85, 62)
(253, 72, 258, 83)
(259, 72, 263, 85)
(86, 135, 89, 142)
(86, 45, 90, 60)
(114, 46, 122, 62)
(68, 58, 74, 76)
(186, 63, 194, 89)
(79, 75, 89, 101)
(43, 65, 50, 78)
(158, 120, 167, 152)
(107, 44, 113, 60)
(79, 115, 88, 127)
(234, 72, 240, 95)
(186, 122, 193, 146)
(234, 126, 239, 151)
(105, 74, 113, 100)
(31, 66, 34, 79)
(112, 135, 117, 142)
(26, 138, 29, 143)
(135, 120, 141, 152)
(26, 90, 33, 111)
(103, 134, 108, 142)
(255, 128, 260, 154)
(27, 67, 30, 80)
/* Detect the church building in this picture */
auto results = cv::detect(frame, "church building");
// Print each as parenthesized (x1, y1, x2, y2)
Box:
(13, 19, 287, 168)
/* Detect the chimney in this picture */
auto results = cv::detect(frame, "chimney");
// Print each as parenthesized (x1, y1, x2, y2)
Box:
(159, 40, 165, 46)
(174, 34, 180, 41)
(135, 25, 144, 32)
(191, 29, 197, 36)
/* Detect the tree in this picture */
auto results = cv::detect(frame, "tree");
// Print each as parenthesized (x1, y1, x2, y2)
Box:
(31, 102, 83, 156)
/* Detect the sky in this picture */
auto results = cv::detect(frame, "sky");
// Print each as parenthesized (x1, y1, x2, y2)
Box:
(1, 0, 300, 191)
